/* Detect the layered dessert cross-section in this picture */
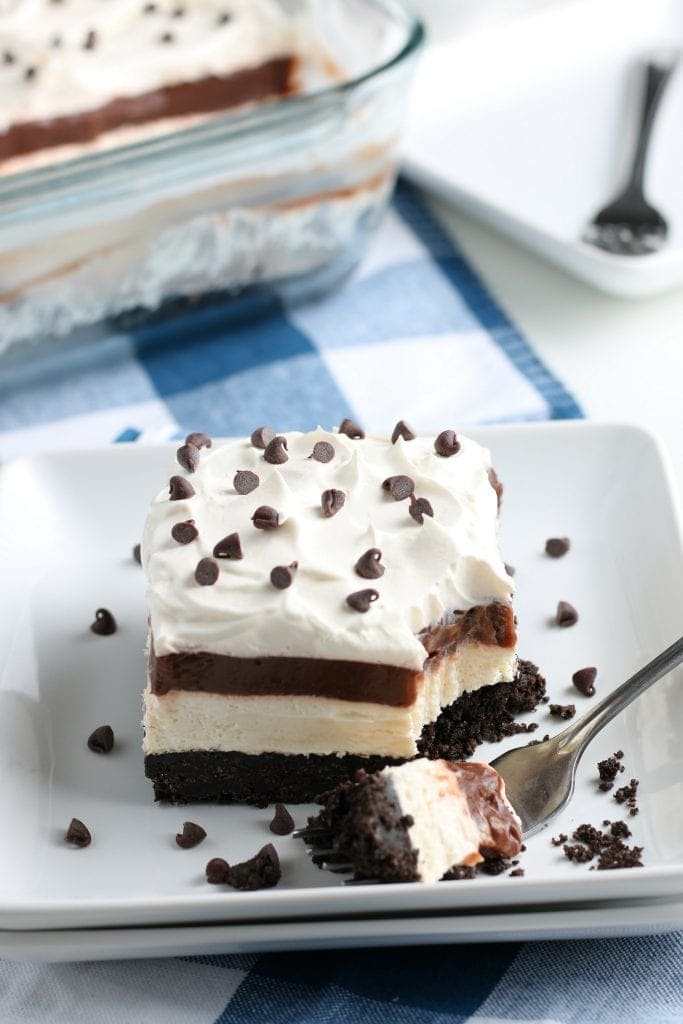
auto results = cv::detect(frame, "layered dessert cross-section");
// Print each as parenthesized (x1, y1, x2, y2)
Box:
(142, 423, 542, 804)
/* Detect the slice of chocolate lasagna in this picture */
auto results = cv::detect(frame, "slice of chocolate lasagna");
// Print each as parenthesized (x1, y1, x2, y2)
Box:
(141, 423, 543, 804)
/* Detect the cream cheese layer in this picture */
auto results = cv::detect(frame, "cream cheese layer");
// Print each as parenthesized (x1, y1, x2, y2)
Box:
(143, 429, 513, 670)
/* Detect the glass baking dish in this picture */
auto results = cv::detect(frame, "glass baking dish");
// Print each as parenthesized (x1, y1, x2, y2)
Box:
(0, 0, 423, 359)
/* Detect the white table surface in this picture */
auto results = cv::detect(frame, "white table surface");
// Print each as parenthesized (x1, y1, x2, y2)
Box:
(425, 192, 683, 490)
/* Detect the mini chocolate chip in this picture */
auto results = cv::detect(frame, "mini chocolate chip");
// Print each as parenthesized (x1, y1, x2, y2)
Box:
(234, 470, 259, 495)
(505, 563, 515, 577)
(264, 436, 288, 465)
(205, 857, 229, 884)
(251, 425, 276, 449)
(2, 50, 15, 65)
(409, 495, 434, 524)
(556, 600, 578, 627)
(321, 488, 346, 517)
(546, 537, 571, 558)
(434, 429, 461, 457)
(90, 608, 117, 635)
(355, 548, 385, 579)
(391, 420, 416, 444)
(172, 4, 185, 15)
(87, 725, 114, 753)
(160, 30, 174, 42)
(213, 532, 243, 559)
(169, 475, 195, 500)
(338, 417, 365, 439)
(133, 543, 142, 565)
(269, 803, 295, 835)
(65, 818, 91, 848)
(573, 666, 597, 696)
(83, 29, 97, 49)
(176, 443, 200, 473)
(311, 441, 335, 463)
(270, 562, 298, 589)
(185, 431, 212, 450)
(24, 65, 37, 80)
(176, 822, 206, 849)
(226, 843, 281, 890)
(217, 10, 232, 23)
(252, 505, 279, 530)
(143, 1, 157, 10)
(346, 588, 379, 612)
(172, 519, 198, 545)
(382, 475, 414, 501)
(195, 557, 219, 585)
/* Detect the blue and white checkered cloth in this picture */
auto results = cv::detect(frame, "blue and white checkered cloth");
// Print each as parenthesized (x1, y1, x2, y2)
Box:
(2, 182, 681, 1023)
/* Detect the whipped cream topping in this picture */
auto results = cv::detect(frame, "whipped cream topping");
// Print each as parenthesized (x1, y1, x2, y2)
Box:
(142, 429, 513, 670)
(0, 0, 303, 133)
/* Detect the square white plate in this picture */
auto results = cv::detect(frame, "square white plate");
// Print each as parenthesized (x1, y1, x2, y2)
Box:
(2, 421, 683, 931)
(403, 0, 683, 296)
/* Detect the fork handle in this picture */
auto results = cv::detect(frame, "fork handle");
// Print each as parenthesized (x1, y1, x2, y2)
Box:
(626, 60, 677, 196)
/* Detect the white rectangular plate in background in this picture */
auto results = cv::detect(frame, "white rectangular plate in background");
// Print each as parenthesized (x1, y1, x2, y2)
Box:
(1, 422, 683, 931)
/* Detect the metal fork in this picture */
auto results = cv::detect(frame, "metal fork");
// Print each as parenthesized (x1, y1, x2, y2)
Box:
(584, 54, 680, 255)
(491, 635, 683, 838)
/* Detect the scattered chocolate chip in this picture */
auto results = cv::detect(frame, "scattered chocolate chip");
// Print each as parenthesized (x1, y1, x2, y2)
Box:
(176, 443, 200, 473)
(573, 666, 597, 696)
(434, 429, 460, 457)
(133, 543, 142, 565)
(65, 818, 91, 848)
(252, 505, 279, 530)
(545, 536, 570, 558)
(382, 475, 414, 501)
(87, 725, 114, 754)
(251, 426, 276, 449)
(346, 588, 379, 613)
(169, 475, 195, 500)
(355, 548, 385, 579)
(269, 803, 295, 835)
(143, 1, 157, 10)
(409, 495, 434, 524)
(90, 608, 117, 636)
(176, 822, 206, 849)
(555, 600, 578, 627)
(24, 65, 37, 81)
(391, 420, 416, 444)
(195, 557, 219, 585)
(213, 532, 243, 559)
(171, 4, 185, 15)
(234, 470, 259, 495)
(504, 563, 515, 577)
(225, 843, 281, 890)
(549, 703, 576, 720)
(338, 418, 365, 440)
(172, 519, 198, 545)
(205, 857, 230, 884)
(263, 436, 288, 465)
(83, 29, 97, 49)
(311, 441, 335, 463)
(270, 563, 298, 590)
(185, 431, 212, 450)
(2, 50, 15, 65)
(321, 488, 346, 517)
(159, 30, 174, 42)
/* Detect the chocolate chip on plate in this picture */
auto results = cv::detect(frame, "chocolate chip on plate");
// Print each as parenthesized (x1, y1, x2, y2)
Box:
(176, 443, 200, 473)
(225, 843, 281, 890)
(264, 436, 289, 465)
(321, 488, 346, 518)
(250, 426, 276, 449)
(213, 532, 243, 559)
(195, 557, 219, 585)
(338, 418, 365, 440)
(391, 420, 416, 444)
(65, 818, 91, 848)
(233, 470, 259, 495)
(269, 803, 295, 836)
(409, 495, 434, 524)
(573, 666, 597, 696)
(434, 429, 461, 457)
(546, 537, 571, 558)
(382, 475, 414, 501)
(132, 543, 142, 565)
(169, 475, 195, 500)
(270, 563, 298, 590)
(556, 600, 578, 627)
(87, 725, 114, 753)
(205, 857, 230, 884)
(355, 547, 385, 579)
(176, 822, 207, 849)
(504, 563, 515, 577)
(90, 608, 117, 635)
(346, 588, 379, 613)
(172, 519, 198, 545)
(310, 441, 335, 463)
(252, 505, 279, 530)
